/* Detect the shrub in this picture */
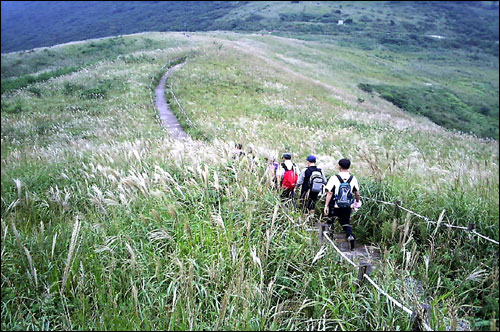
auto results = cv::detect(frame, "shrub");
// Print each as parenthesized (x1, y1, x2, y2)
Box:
(478, 105, 491, 116)
(370, 84, 499, 139)
(63, 82, 84, 95)
(1, 100, 26, 114)
(79, 86, 107, 99)
(27, 86, 43, 97)
(358, 83, 373, 93)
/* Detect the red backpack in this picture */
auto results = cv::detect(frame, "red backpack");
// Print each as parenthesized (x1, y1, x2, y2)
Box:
(281, 163, 298, 190)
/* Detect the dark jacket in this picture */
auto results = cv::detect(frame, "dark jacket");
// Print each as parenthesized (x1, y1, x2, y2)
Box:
(297, 166, 326, 197)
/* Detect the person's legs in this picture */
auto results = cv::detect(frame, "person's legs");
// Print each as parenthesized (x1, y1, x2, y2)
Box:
(281, 189, 292, 199)
(300, 190, 308, 214)
(307, 191, 319, 213)
(326, 203, 337, 236)
(281, 189, 297, 209)
(334, 208, 353, 237)
(290, 189, 297, 209)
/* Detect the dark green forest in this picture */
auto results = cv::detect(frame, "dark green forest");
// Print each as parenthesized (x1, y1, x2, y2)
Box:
(1, 1, 243, 53)
(2, 1, 499, 56)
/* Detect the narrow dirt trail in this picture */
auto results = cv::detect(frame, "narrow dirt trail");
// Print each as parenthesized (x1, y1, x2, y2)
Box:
(156, 60, 380, 268)
(329, 232, 381, 270)
(155, 63, 189, 139)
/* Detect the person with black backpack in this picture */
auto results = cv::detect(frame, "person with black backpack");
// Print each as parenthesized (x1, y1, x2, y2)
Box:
(297, 155, 327, 216)
(323, 158, 362, 250)
(276, 153, 300, 207)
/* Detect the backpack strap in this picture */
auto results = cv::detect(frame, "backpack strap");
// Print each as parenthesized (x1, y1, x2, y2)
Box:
(305, 166, 314, 178)
(280, 163, 286, 186)
(347, 175, 353, 184)
(336, 174, 344, 183)
(308, 168, 318, 183)
(310, 168, 322, 179)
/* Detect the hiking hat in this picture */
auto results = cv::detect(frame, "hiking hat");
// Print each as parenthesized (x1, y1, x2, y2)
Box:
(306, 155, 316, 163)
(282, 153, 292, 160)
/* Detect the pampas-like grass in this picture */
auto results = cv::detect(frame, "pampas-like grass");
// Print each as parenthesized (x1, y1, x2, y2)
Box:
(61, 216, 81, 293)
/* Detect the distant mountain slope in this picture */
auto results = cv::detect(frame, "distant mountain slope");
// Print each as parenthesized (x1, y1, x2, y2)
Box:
(2, 1, 499, 56)
(0, 1, 244, 53)
(1, 1, 498, 139)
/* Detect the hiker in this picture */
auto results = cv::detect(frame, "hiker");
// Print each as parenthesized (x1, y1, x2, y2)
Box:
(232, 143, 245, 160)
(265, 157, 280, 189)
(276, 153, 300, 207)
(323, 158, 362, 250)
(246, 147, 258, 166)
(297, 155, 327, 216)
(272, 159, 280, 189)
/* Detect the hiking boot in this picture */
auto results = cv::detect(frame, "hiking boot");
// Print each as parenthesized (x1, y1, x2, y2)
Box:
(348, 235, 355, 250)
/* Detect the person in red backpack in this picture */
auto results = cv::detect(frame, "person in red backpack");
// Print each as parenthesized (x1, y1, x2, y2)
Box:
(276, 153, 300, 207)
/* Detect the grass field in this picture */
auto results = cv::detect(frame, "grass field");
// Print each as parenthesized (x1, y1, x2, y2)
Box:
(1, 31, 499, 330)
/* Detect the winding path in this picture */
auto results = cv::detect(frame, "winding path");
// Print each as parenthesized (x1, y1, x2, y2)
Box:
(155, 63, 380, 264)
(155, 62, 380, 265)
(153, 61, 442, 328)
(155, 63, 189, 139)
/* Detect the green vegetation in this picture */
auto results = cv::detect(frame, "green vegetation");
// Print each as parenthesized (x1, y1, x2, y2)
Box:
(1, 1, 244, 53)
(221, 32, 499, 139)
(1, 66, 80, 95)
(358, 83, 499, 139)
(3, 1, 498, 137)
(1, 31, 498, 331)
(1, 34, 189, 79)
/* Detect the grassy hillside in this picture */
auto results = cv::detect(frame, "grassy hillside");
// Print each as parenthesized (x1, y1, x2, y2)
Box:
(1, 32, 499, 330)
(217, 1, 499, 55)
(2, 1, 498, 139)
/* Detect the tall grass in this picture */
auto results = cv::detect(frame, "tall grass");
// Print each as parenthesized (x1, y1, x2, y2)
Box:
(1, 31, 498, 330)
(1, 65, 82, 95)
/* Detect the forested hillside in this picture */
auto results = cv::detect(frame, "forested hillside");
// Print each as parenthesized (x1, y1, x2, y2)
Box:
(2, 1, 499, 56)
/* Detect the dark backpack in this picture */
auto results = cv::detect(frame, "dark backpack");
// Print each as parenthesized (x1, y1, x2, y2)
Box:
(281, 163, 298, 190)
(335, 175, 354, 208)
(308, 168, 324, 193)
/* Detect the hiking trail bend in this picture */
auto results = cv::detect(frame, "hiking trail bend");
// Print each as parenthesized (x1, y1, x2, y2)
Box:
(155, 63, 189, 139)
(155, 62, 382, 266)
(154, 62, 428, 317)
